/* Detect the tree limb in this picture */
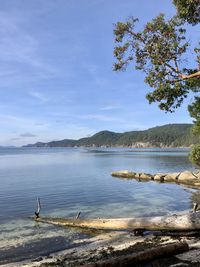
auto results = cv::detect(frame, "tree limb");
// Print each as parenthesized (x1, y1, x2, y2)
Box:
(164, 62, 179, 74)
(174, 58, 179, 72)
(164, 61, 200, 80)
(179, 70, 200, 79)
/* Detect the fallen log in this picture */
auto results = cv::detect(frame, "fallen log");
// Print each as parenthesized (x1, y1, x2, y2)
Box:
(81, 242, 189, 267)
(35, 212, 200, 231)
(155, 230, 200, 237)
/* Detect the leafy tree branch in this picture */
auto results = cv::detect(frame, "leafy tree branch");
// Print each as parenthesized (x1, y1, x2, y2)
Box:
(113, 0, 200, 165)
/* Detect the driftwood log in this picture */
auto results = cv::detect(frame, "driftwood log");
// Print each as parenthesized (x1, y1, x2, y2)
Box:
(81, 242, 189, 267)
(35, 212, 200, 231)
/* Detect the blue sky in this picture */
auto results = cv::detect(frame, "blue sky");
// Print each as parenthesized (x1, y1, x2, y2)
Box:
(0, 0, 198, 146)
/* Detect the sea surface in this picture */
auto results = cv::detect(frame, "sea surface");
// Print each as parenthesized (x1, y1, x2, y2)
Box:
(0, 147, 198, 264)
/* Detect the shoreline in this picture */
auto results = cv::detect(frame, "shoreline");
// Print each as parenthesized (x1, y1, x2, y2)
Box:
(3, 229, 200, 267)
(22, 146, 191, 149)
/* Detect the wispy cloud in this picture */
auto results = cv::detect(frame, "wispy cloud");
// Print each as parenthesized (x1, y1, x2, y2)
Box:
(0, 11, 58, 86)
(8, 132, 36, 142)
(81, 62, 108, 87)
(0, 114, 48, 130)
(20, 132, 36, 138)
(80, 114, 124, 122)
(29, 91, 48, 104)
(84, 0, 108, 8)
(100, 104, 120, 111)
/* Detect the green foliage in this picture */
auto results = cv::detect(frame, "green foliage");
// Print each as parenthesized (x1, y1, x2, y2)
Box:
(173, 0, 200, 25)
(113, 0, 200, 154)
(113, 14, 200, 113)
(188, 96, 200, 134)
(189, 144, 200, 166)
(76, 131, 121, 147)
(116, 124, 199, 147)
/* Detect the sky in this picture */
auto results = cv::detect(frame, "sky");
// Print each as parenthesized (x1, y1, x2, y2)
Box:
(0, 0, 198, 146)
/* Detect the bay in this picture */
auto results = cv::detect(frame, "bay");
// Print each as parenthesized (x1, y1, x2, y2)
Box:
(0, 147, 198, 264)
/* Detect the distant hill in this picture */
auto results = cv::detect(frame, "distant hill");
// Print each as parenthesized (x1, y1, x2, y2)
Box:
(24, 124, 200, 148)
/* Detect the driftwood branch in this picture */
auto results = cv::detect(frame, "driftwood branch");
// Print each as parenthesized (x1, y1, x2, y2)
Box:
(193, 202, 198, 213)
(81, 242, 189, 267)
(34, 197, 41, 218)
(76, 212, 81, 220)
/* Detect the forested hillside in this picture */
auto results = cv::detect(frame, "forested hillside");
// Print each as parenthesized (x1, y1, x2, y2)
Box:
(25, 124, 200, 148)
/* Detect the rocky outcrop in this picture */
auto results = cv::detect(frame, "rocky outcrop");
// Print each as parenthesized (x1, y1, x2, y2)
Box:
(164, 172, 180, 181)
(111, 170, 200, 188)
(131, 142, 155, 148)
(111, 170, 136, 178)
(154, 174, 165, 182)
(139, 173, 153, 180)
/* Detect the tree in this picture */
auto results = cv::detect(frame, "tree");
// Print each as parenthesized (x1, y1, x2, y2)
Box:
(173, 0, 200, 25)
(113, 0, 200, 165)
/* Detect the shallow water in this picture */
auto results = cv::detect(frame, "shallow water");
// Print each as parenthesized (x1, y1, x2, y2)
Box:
(0, 147, 198, 264)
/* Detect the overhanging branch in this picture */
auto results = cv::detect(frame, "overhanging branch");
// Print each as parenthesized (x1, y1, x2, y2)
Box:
(179, 70, 200, 79)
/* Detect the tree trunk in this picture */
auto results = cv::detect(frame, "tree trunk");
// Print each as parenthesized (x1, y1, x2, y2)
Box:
(35, 212, 200, 231)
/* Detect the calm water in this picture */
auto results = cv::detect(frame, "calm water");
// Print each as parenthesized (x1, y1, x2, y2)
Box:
(0, 147, 198, 264)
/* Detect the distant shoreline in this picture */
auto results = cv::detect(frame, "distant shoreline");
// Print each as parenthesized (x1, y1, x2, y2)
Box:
(21, 146, 191, 150)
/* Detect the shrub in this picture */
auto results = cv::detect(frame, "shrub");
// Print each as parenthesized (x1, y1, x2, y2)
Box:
(189, 144, 200, 166)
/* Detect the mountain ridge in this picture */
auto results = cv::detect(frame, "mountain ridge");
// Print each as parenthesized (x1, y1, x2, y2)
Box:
(24, 124, 200, 148)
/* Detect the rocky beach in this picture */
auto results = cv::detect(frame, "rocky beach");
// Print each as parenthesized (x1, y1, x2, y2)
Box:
(3, 226, 200, 267)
